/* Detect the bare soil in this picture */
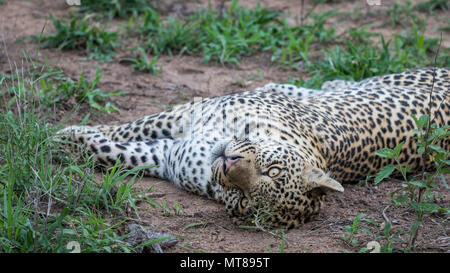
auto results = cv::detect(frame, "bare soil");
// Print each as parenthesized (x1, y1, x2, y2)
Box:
(0, 0, 448, 253)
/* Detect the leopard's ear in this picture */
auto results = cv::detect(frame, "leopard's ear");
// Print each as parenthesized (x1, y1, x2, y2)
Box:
(302, 166, 344, 192)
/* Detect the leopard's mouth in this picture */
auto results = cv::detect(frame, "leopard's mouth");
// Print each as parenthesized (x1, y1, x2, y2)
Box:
(212, 149, 243, 177)
(210, 143, 247, 193)
(222, 155, 244, 175)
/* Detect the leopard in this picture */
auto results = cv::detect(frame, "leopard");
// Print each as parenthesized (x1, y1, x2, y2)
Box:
(57, 67, 450, 228)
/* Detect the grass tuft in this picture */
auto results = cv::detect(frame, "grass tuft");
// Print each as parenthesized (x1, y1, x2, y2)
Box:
(30, 15, 120, 62)
(79, 0, 154, 19)
(0, 61, 157, 252)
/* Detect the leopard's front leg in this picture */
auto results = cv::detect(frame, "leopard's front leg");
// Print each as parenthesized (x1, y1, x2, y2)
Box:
(56, 125, 172, 179)
(56, 126, 229, 201)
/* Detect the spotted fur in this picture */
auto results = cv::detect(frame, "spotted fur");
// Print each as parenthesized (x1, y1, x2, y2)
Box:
(58, 67, 450, 228)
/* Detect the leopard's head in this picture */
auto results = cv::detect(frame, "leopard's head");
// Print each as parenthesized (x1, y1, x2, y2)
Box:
(212, 138, 344, 228)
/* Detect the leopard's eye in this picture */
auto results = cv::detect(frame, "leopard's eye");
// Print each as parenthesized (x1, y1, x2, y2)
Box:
(267, 167, 281, 178)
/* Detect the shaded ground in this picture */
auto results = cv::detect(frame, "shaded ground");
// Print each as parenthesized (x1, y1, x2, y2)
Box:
(0, 0, 448, 253)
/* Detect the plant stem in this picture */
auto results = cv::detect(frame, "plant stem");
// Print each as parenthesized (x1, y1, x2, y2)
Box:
(409, 40, 439, 248)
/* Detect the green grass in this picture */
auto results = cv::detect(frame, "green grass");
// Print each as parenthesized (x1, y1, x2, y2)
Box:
(0, 109, 140, 252)
(194, 2, 277, 65)
(294, 24, 449, 88)
(343, 213, 369, 247)
(30, 0, 447, 74)
(268, 9, 338, 67)
(385, 1, 425, 29)
(374, 113, 449, 250)
(437, 19, 450, 32)
(134, 9, 200, 57)
(346, 23, 379, 44)
(3, 61, 124, 113)
(123, 52, 161, 74)
(0, 66, 158, 253)
(79, 0, 154, 19)
(0, 108, 128, 252)
(130, 0, 338, 66)
(414, 0, 448, 14)
(132, 0, 283, 65)
(26, 0, 448, 73)
(31, 15, 120, 62)
(341, 214, 404, 253)
(40, 66, 125, 113)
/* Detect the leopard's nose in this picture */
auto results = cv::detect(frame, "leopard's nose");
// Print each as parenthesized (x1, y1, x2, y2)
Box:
(223, 156, 243, 174)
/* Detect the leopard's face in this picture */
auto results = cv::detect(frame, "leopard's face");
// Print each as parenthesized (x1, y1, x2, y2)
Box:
(212, 139, 344, 228)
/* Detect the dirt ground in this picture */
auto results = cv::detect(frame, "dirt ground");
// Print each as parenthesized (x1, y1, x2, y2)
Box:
(0, 0, 448, 253)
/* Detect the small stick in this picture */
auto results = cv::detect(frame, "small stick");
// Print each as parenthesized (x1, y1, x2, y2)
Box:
(382, 205, 391, 225)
